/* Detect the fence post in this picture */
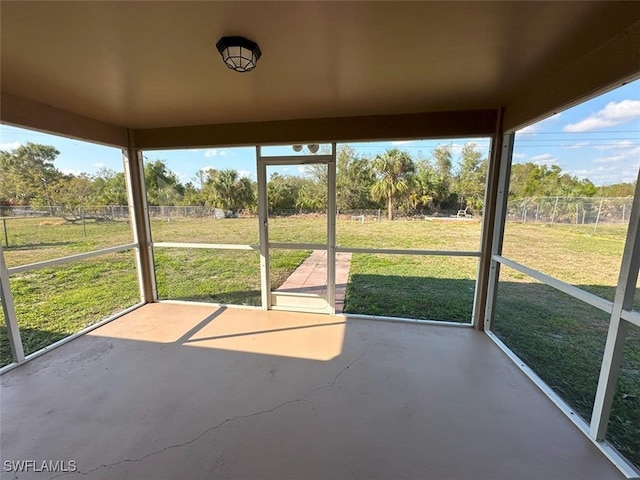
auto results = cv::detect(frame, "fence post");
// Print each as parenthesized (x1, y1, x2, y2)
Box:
(81, 208, 87, 238)
(551, 196, 559, 224)
(593, 197, 604, 234)
(2, 218, 8, 247)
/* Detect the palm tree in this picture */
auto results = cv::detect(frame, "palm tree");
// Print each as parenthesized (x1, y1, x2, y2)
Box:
(370, 149, 415, 220)
(205, 169, 255, 214)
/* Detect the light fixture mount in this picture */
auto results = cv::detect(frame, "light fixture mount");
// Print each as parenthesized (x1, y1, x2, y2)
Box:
(216, 36, 261, 73)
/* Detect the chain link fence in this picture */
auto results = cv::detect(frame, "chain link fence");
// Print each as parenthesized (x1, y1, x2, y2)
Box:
(0, 205, 130, 220)
(1, 198, 634, 248)
(506, 197, 633, 228)
(0, 205, 131, 248)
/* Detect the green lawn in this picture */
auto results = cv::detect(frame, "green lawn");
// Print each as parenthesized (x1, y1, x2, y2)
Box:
(344, 254, 478, 322)
(493, 277, 640, 466)
(0, 216, 638, 467)
(0, 251, 140, 364)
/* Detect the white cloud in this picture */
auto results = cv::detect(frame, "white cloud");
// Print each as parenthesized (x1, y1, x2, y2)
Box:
(516, 112, 563, 135)
(593, 146, 640, 164)
(391, 140, 415, 145)
(565, 142, 590, 149)
(568, 143, 640, 185)
(200, 165, 215, 172)
(283, 167, 290, 172)
(512, 153, 526, 160)
(564, 100, 640, 132)
(594, 140, 636, 150)
(517, 124, 539, 135)
(568, 164, 639, 186)
(203, 148, 229, 158)
(448, 143, 466, 155)
(238, 169, 251, 178)
(530, 153, 558, 166)
(61, 168, 83, 176)
(297, 165, 308, 174)
(0, 141, 21, 150)
(437, 141, 486, 156)
(93, 162, 105, 168)
(593, 155, 625, 164)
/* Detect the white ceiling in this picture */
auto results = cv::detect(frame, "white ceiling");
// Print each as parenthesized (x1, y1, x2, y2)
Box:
(1, 1, 639, 130)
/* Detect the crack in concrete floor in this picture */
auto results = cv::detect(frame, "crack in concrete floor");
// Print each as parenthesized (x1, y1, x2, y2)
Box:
(49, 331, 378, 479)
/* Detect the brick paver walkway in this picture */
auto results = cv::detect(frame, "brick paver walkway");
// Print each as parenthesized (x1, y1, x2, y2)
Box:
(276, 250, 352, 313)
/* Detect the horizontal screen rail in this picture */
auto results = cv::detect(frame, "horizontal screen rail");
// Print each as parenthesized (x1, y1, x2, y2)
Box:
(341, 312, 472, 327)
(7, 243, 138, 275)
(493, 255, 614, 314)
(259, 155, 334, 165)
(269, 243, 327, 250)
(336, 247, 481, 257)
(621, 309, 640, 328)
(153, 242, 259, 250)
(271, 291, 326, 299)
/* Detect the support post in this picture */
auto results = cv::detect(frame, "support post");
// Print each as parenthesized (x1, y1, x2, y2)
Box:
(590, 170, 640, 441)
(0, 243, 24, 362)
(480, 132, 514, 331)
(327, 143, 337, 314)
(81, 208, 87, 238)
(256, 147, 271, 309)
(123, 131, 156, 303)
(594, 197, 604, 234)
(551, 197, 559, 224)
(2, 218, 8, 247)
(473, 108, 510, 330)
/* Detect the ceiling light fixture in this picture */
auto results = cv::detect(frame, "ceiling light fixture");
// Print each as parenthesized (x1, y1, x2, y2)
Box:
(291, 144, 319, 154)
(216, 36, 261, 73)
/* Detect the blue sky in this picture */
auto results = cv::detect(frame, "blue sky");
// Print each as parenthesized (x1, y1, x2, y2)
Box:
(1, 79, 638, 186)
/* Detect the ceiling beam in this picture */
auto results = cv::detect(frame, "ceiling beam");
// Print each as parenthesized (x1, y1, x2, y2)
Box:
(134, 110, 499, 150)
(0, 93, 129, 148)
(504, 21, 640, 133)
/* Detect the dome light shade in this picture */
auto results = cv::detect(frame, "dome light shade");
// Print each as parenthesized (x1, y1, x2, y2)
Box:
(308, 144, 319, 153)
(216, 36, 261, 73)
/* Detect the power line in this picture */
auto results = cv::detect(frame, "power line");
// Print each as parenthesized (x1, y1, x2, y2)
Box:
(514, 144, 639, 148)
(516, 130, 640, 135)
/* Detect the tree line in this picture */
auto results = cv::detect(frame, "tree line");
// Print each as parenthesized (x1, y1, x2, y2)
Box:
(0, 142, 632, 220)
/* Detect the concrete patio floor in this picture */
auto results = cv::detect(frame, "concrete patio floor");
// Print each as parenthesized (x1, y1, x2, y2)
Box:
(0, 303, 624, 480)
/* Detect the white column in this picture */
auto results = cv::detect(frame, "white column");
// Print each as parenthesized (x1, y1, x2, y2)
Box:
(122, 134, 156, 303)
(483, 133, 515, 330)
(256, 147, 271, 309)
(327, 143, 337, 314)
